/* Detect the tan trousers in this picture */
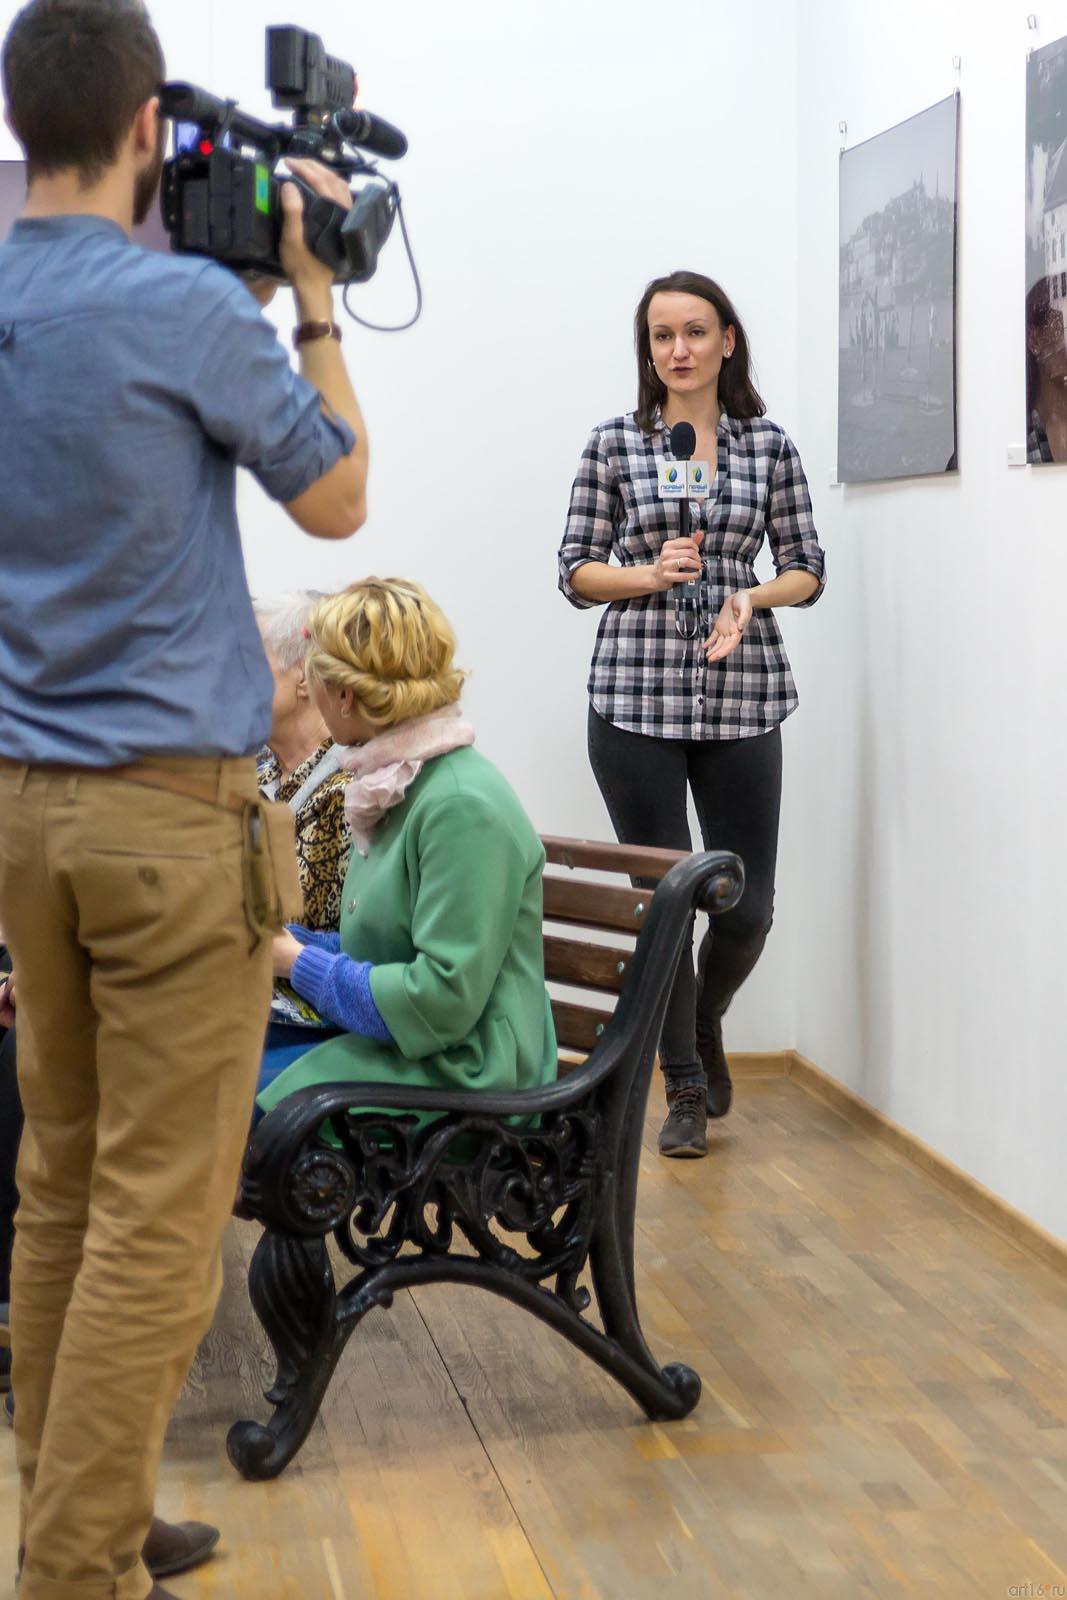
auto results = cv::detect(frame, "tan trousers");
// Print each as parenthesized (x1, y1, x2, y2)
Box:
(0, 760, 276, 1600)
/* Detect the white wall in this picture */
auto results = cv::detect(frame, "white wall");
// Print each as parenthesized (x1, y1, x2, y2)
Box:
(6, 0, 1063, 1229)
(229, 0, 804, 1051)
(792, 0, 1067, 1239)
(1, 0, 804, 1050)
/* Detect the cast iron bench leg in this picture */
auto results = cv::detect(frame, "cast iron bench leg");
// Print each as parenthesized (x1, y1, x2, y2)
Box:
(227, 1230, 348, 1481)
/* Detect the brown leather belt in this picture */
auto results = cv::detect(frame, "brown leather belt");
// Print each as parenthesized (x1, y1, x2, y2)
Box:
(0, 757, 252, 816)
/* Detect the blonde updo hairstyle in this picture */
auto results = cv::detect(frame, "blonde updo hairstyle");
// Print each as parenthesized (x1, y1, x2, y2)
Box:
(305, 579, 466, 730)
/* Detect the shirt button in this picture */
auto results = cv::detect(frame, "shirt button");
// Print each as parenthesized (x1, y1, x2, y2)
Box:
(347, 897, 357, 914)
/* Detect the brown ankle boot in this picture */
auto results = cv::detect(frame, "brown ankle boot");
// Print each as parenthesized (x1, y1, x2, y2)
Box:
(658, 1081, 708, 1157)
(18, 1518, 218, 1588)
(142, 1516, 220, 1578)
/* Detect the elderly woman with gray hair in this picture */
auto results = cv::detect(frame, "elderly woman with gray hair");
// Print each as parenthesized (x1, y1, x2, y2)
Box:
(253, 592, 354, 1081)
(255, 591, 351, 934)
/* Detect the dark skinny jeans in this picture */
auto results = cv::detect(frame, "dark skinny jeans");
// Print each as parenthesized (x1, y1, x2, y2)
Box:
(587, 706, 782, 1087)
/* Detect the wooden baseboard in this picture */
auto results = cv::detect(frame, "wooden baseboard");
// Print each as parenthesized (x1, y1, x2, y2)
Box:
(726, 1048, 1067, 1277)
(724, 1050, 791, 1078)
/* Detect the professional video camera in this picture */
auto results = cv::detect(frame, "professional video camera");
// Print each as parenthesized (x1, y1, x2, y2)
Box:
(159, 26, 418, 326)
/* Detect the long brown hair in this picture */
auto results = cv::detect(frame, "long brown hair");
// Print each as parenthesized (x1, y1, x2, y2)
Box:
(634, 270, 765, 434)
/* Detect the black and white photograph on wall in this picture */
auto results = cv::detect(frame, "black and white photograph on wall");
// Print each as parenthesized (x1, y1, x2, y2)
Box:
(0, 159, 171, 250)
(1027, 34, 1067, 464)
(838, 94, 959, 484)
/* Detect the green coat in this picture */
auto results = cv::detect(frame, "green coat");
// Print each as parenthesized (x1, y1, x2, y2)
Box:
(258, 745, 557, 1112)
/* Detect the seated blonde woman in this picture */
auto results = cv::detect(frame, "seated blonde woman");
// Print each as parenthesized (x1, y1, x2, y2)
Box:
(257, 578, 557, 1113)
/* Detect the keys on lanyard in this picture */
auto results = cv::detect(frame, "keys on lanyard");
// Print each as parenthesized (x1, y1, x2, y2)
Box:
(673, 565, 714, 682)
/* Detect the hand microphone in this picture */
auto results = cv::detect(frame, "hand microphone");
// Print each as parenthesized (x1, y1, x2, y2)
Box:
(668, 421, 696, 537)
(333, 108, 409, 159)
(668, 423, 697, 607)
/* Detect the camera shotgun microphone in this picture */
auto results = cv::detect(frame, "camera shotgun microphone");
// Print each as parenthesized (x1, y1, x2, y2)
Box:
(161, 82, 278, 150)
(333, 107, 409, 159)
(668, 422, 697, 611)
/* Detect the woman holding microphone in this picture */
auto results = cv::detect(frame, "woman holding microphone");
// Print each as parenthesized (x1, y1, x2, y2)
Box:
(558, 270, 825, 1159)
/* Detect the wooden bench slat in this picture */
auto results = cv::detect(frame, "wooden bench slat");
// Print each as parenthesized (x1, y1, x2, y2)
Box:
(551, 999, 614, 1053)
(544, 934, 631, 994)
(542, 836, 688, 881)
(543, 875, 651, 934)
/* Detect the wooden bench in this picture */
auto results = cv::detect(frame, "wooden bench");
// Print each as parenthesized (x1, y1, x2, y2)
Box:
(228, 837, 744, 1481)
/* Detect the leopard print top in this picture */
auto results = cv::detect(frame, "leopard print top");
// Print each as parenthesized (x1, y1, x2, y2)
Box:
(259, 740, 351, 931)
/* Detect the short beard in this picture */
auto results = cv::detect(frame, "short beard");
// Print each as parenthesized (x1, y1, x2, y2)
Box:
(133, 125, 166, 227)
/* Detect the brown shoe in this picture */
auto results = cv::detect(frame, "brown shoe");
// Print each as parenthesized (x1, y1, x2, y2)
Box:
(18, 1519, 217, 1585)
(658, 1082, 708, 1157)
(143, 1517, 220, 1578)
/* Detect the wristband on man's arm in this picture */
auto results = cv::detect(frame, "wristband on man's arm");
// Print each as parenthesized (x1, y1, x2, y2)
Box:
(293, 320, 342, 347)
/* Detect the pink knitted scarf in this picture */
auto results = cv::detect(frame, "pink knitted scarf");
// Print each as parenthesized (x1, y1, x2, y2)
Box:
(340, 704, 475, 856)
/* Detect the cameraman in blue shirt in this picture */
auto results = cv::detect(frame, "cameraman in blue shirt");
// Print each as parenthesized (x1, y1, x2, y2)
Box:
(0, 3, 370, 1595)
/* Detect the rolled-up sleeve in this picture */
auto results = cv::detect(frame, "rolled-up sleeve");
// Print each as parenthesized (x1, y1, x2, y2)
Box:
(184, 269, 355, 504)
(558, 428, 618, 609)
(767, 431, 825, 608)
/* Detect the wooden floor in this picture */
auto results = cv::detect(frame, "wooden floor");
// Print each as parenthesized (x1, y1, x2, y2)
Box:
(4, 1072, 1067, 1599)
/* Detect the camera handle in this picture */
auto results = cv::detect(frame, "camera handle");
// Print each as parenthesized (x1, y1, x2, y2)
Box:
(281, 176, 355, 281)
(282, 172, 400, 289)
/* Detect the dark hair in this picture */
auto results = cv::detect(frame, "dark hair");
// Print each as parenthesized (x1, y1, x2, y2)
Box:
(1026, 276, 1059, 420)
(2, 0, 164, 184)
(634, 270, 765, 434)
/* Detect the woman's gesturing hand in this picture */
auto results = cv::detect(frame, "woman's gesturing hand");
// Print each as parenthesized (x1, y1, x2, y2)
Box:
(705, 590, 753, 663)
(652, 537, 703, 592)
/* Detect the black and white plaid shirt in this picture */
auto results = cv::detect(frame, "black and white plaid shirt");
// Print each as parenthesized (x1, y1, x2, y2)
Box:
(558, 408, 825, 740)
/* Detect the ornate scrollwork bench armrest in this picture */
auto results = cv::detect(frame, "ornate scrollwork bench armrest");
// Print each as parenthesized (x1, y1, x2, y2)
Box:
(228, 846, 744, 1481)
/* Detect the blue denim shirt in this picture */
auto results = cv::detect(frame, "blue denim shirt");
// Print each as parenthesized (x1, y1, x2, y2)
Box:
(0, 215, 355, 765)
